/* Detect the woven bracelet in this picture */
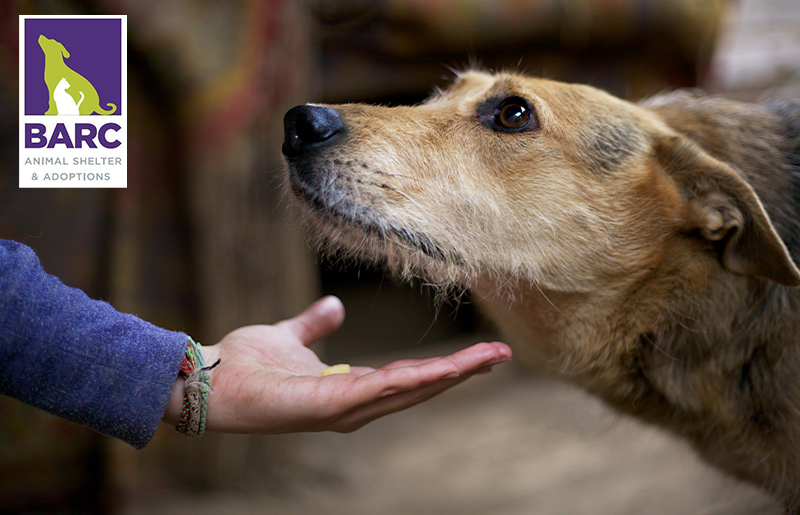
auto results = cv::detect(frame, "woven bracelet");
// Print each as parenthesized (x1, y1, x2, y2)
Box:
(176, 337, 220, 438)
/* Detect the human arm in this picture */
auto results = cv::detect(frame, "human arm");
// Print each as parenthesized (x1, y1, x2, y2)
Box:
(0, 240, 186, 449)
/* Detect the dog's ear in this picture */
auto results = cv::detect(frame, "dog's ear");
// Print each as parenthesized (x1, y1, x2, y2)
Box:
(58, 41, 69, 59)
(654, 134, 800, 286)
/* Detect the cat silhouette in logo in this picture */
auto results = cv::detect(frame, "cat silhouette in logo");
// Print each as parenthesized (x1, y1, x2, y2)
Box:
(52, 78, 83, 115)
(38, 34, 116, 115)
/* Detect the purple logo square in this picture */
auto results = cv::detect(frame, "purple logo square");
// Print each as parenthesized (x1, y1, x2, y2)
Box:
(24, 18, 122, 116)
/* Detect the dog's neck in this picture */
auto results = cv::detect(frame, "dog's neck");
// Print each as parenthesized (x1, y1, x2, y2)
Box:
(475, 265, 800, 489)
(473, 281, 628, 375)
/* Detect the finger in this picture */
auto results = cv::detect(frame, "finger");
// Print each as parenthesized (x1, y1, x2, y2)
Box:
(348, 365, 377, 376)
(327, 342, 511, 377)
(378, 342, 512, 375)
(331, 370, 482, 432)
(349, 343, 510, 402)
(277, 296, 345, 345)
(310, 344, 511, 431)
(371, 356, 444, 371)
(444, 341, 512, 375)
(337, 347, 513, 431)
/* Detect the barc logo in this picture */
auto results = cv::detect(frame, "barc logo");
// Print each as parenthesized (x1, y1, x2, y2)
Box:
(19, 16, 127, 188)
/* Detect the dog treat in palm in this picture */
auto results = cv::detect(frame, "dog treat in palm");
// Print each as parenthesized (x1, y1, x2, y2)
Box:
(321, 364, 351, 376)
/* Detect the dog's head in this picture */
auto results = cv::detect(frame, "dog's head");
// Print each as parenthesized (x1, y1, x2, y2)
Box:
(282, 70, 800, 293)
(38, 35, 69, 60)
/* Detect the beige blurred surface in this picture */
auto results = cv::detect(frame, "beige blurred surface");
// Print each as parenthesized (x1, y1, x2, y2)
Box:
(122, 340, 780, 515)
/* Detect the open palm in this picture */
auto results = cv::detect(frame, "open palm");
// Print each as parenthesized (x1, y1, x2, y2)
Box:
(165, 296, 511, 434)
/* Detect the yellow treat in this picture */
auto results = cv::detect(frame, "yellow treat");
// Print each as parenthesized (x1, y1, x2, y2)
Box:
(321, 364, 351, 377)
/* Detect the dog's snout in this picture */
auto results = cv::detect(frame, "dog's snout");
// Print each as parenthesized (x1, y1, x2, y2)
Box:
(282, 105, 344, 156)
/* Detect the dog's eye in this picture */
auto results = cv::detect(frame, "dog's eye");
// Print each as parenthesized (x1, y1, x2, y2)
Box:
(496, 102, 530, 129)
(489, 97, 537, 132)
(478, 95, 539, 133)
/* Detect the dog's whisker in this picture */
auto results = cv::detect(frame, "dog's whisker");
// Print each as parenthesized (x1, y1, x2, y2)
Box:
(374, 169, 413, 180)
(641, 333, 678, 361)
(381, 184, 422, 207)
(534, 282, 563, 316)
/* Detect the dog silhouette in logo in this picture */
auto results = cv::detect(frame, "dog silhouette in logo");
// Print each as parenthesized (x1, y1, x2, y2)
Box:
(38, 34, 116, 115)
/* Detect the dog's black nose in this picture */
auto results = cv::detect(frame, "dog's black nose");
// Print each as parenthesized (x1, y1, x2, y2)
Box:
(282, 105, 344, 156)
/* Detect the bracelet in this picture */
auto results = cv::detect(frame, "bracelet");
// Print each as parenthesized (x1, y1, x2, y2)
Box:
(175, 337, 220, 438)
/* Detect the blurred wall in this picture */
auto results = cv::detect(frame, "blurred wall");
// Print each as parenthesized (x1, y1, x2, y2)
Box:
(708, 0, 800, 99)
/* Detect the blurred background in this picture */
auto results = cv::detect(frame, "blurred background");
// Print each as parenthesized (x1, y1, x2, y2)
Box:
(0, 0, 798, 513)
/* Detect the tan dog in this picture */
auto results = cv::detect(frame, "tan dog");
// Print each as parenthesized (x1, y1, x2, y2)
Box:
(282, 70, 800, 512)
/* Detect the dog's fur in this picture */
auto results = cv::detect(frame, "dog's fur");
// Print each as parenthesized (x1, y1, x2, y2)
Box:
(282, 70, 800, 511)
(38, 34, 116, 116)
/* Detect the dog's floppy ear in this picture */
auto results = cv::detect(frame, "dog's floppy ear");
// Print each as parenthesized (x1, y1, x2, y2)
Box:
(654, 134, 800, 286)
(58, 41, 69, 59)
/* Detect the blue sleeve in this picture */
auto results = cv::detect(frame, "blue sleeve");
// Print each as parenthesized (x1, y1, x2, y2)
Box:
(0, 239, 188, 449)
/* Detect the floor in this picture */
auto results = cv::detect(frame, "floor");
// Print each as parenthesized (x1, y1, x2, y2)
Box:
(122, 340, 780, 515)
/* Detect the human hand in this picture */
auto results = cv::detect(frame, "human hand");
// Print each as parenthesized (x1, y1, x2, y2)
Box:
(163, 296, 511, 434)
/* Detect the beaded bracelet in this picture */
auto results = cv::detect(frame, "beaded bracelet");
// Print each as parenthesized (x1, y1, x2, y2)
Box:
(175, 337, 220, 437)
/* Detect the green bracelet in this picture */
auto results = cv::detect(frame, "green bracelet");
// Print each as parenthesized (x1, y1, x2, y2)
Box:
(176, 337, 220, 437)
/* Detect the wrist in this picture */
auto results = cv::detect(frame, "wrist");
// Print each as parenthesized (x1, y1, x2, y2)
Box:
(163, 375, 186, 425)
(162, 339, 221, 436)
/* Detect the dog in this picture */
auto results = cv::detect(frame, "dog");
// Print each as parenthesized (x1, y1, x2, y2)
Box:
(38, 34, 116, 116)
(282, 70, 800, 512)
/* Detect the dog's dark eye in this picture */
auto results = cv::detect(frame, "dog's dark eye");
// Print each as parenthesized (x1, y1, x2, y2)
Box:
(486, 96, 537, 133)
(496, 101, 530, 129)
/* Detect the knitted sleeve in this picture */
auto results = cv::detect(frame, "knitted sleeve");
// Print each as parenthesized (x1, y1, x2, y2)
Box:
(0, 239, 188, 449)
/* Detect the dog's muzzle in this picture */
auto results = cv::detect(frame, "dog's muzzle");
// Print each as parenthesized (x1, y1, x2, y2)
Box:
(282, 105, 344, 158)
(281, 104, 459, 264)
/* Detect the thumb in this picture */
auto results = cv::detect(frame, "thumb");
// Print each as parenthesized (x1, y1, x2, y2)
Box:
(277, 296, 346, 345)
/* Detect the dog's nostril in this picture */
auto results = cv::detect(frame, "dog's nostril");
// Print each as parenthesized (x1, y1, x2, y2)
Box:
(283, 105, 344, 156)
